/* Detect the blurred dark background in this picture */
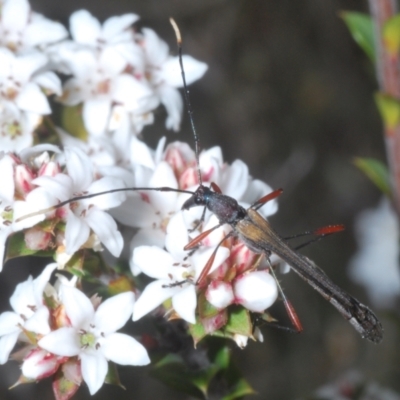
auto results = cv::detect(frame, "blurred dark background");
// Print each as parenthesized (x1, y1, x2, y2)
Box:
(0, 0, 397, 399)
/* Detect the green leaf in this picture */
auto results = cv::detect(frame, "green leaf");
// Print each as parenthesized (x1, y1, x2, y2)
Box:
(198, 292, 221, 319)
(61, 104, 88, 141)
(151, 353, 218, 399)
(224, 306, 252, 337)
(189, 319, 207, 347)
(105, 362, 125, 389)
(5, 232, 54, 262)
(375, 93, 400, 130)
(383, 14, 400, 56)
(213, 346, 256, 400)
(354, 157, 391, 196)
(222, 378, 256, 400)
(341, 12, 375, 61)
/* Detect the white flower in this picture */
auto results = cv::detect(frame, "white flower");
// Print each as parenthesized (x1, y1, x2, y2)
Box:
(141, 28, 208, 131)
(38, 287, 149, 395)
(0, 0, 67, 52)
(0, 263, 57, 364)
(349, 198, 400, 308)
(0, 48, 61, 150)
(69, 10, 142, 66)
(132, 213, 229, 323)
(59, 46, 156, 136)
(14, 147, 127, 257)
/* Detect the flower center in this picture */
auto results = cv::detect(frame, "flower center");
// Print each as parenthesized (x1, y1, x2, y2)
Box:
(80, 330, 97, 349)
(1, 120, 22, 139)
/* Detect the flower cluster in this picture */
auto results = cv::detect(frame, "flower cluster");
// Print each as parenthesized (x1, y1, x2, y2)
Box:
(0, 263, 149, 396)
(0, 1, 282, 399)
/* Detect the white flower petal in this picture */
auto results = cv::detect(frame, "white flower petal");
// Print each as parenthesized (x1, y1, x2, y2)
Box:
(33, 71, 62, 96)
(158, 85, 183, 131)
(130, 228, 165, 250)
(132, 280, 178, 321)
(32, 263, 58, 304)
(222, 160, 249, 200)
(85, 209, 123, 257)
(148, 162, 179, 215)
(94, 292, 134, 334)
(161, 55, 208, 87)
(24, 306, 50, 335)
(15, 82, 51, 114)
(103, 14, 139, 40)
(132, 246, 174, 279)
(38, 327, 80, 356)
(86, 177, 126, 210)
(70, 10, 101, 45)
(25, 18, 68, 47)
(130, 136, 155, 169)
(64, 147, 93, 192)
(80, 352, 108, 395)
(101, 333, 150, 366)
(349, 198, 400, 308)
(61, 286, 94, 329)
(112, 195, 160, 229)
(1, 0, 29, 32)
(9, 277, 35, 316)
(65, 210, 90, 255)
(83, 98, 111, 135)
(142, 28, 169, 67)
(172, 285, 197, 324)
(243, 180, 278, 218)
(0, 312, 23, 336)
(0, 332, 19, 364)
(165, 212, 190, 258)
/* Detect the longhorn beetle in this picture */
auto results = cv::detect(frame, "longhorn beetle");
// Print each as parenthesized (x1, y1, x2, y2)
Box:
(17, 18, 383, 344)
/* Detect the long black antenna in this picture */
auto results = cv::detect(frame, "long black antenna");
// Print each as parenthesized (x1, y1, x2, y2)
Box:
(170, 18, 203, 185)
(15, 186, 194, 223)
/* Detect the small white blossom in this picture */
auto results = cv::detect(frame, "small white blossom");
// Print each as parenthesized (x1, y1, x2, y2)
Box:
(0, 48, 61, 150)
(349, 198, 400, 308)
(0, 263, 57, 364)
(38, 287, 149, 395)
(0, 0, 68, 52)
(132, 213, 229, 323)
(13, 147, 127, 257)
(141, 28, 208, 131)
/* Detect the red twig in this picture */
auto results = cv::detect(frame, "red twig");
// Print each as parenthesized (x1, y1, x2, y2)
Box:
(368, 0, 400, 216)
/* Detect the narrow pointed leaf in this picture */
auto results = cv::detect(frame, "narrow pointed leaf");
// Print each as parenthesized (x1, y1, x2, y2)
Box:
(375, 93, 400, 130)
(341, 12, 375, 61)
(354, 157, 391, 196)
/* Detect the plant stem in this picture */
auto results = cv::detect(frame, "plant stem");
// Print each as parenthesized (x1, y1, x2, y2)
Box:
(369, 0, 400, 215)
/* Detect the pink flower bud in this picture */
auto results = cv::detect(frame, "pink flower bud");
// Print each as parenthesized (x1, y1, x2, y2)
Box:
(233, 271, 278, 312)
(24, 227, 52, 250)
(15, 164, 35, 196)
(22, 348, 66, 380)
(38, 161, 61, 177)
(205, 280, 234, 309)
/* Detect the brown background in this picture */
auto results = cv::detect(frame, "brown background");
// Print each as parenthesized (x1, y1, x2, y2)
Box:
(0, 1, 397, 399)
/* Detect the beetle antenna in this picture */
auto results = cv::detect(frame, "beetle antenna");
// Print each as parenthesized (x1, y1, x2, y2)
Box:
(15, 186, 195, 223)
(170, 18, 202, 185)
